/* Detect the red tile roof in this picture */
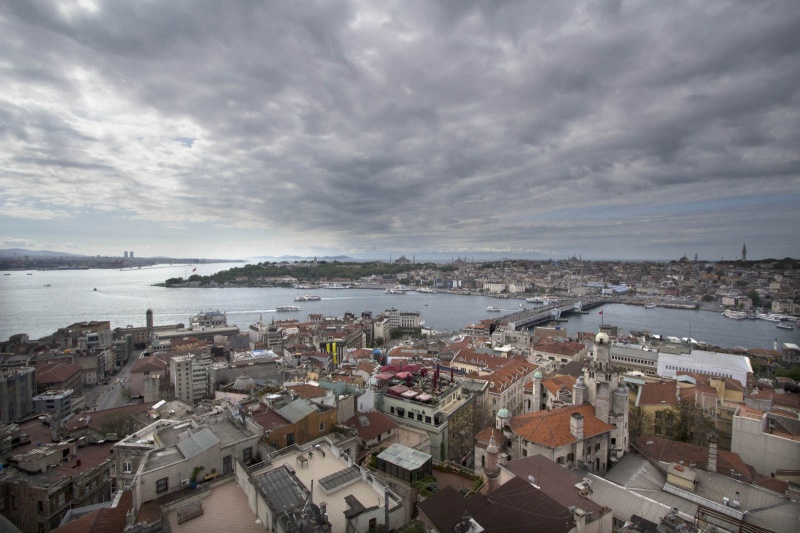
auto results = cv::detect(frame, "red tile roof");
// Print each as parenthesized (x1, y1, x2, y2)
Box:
(485, 360, 537, 394)
(637, 381, 679, 406)
(510, 404, 615, 448)
(634, 435, 752, 482)
(130, 356, 168, 374)
(542, 375, 576, 397)
(53, 490, 132, 533)
(287, 383, 329, 399)
(344, 411, 398, 442)
(36, 362, 82, 384)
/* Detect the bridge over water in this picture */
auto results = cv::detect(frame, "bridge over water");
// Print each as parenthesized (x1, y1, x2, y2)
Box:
(497, 297, 606, 330)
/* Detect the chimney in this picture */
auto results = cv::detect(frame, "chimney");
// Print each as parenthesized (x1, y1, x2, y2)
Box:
(573, 376, 586, 405)
(570, 413, 584, 440)
(573, 507, 586, 533)
(708, 433, 718, 473)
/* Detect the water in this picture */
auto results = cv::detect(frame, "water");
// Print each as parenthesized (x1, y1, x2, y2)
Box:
(2, 263, 797, 350)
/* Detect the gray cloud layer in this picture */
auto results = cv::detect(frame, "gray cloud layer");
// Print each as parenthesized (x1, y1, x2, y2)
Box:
(1, 0, 799, 259)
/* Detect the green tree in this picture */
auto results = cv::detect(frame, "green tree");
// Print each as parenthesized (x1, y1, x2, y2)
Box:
(629, 406, 654, 440)
(747, 290, 761, 307)
(701, 294, 714, 302)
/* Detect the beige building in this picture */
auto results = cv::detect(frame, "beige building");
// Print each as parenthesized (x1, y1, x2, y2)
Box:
(731, 406, 800, 476)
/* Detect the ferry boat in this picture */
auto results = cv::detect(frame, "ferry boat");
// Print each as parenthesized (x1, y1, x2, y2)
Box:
(486, 306, 502, 312)
(325, 283, 348, 289)
(386, 285, 410, 294)
(722, 309, 747, 320)
(276, 306, 301, 312)
(294, 294, 321, 301)
(526, 296, 546, 303)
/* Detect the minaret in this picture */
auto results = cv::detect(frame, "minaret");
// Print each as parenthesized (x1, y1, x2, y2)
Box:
(146, 308, 154, 338)
(484, 431, 501, 494)
(532, 369, 543, 412)
(742, 244, 747, 262)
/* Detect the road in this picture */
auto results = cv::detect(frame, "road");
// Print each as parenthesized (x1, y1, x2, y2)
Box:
(88, 349, 143, 411)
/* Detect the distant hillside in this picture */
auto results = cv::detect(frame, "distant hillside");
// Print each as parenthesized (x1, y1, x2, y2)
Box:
(248, 255, 358, 262)
(0, 248, 83, 258)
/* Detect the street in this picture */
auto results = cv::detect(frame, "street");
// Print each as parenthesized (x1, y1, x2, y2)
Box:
(86, 349, 143, 412)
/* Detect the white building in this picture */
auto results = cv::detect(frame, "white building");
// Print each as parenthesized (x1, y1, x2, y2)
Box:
(383, 308, 421, 330)
(657, 350, 753, 387)
(170, 353, 211, 403)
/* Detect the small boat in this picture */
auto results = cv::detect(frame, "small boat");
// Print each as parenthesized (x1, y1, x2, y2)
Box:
(3, 273, 9, 276)
(776, 323, 794, 330)
(644, 303, 657, 309)
(26, 273, 33, 275)
(93, 288, 97, 291)
(486, 306, 502, 312)
(276, 305, 301, 312)
(44, 284, 51, 287)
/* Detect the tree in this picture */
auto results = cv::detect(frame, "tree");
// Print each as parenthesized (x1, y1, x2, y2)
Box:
(747, 290, 761, 307)
(660, 400, 715, 446)
(701, 294, 714, 302)
(629, 406, 654, 440)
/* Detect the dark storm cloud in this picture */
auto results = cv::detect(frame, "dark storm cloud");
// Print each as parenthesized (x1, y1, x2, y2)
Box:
(1, 0, 799, 259)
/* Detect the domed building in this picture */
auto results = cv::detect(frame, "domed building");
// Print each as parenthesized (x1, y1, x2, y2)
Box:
(475, 327, 630, 475)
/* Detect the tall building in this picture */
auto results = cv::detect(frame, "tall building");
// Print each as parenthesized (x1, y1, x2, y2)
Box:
(0, 366, 36, 424)
(169, 354, 210, 403)
(742, 243, 747, 262)
(124, 251, 129, 258)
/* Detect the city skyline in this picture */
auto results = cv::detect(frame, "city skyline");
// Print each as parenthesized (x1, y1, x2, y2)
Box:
(2, 1, 799, 261)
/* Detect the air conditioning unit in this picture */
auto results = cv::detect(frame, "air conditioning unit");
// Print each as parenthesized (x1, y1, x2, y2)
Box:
(181, 479, 189, 487)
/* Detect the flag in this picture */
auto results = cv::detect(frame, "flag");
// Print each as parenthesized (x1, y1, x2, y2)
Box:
(599, 310, 603, 315)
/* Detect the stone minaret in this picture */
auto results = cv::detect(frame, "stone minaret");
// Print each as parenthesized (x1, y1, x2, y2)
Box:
(532, 369, 543, 412)
(573, 376, 587, 405)
(485, 431, 501, 494)
(146, 308, 154, 338)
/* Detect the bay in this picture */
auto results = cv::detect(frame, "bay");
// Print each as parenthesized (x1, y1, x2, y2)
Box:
(1, 263, 797, 350)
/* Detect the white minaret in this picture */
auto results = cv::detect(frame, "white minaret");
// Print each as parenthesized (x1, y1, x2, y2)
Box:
(532, 369, 543, 412)
(485, 431, 501, 494)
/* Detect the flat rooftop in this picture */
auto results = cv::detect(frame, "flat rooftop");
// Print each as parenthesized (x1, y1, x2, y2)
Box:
(165, 479, 263, 533)
(250, 442, 393, 533)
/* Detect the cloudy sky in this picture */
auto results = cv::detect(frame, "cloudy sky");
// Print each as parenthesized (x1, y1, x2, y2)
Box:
(2, 1, 799, 261)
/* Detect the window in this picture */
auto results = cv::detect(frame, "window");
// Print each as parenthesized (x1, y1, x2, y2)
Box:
(11, 496, 17, 510)
(156, 477, 168, 493)
(407, 411, 414, 419)
(319, 422, 325, 432)
(122, 462, 132, 473)
(243, 447, 252, 463)
(287, 433, 295, 445)
(37, 501, 44, 512)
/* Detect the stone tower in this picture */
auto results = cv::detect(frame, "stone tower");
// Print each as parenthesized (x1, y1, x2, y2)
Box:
(146, 308, 154, 337)
(742, 243, 747, 262)
(484, 431, 501, 494)
(532, 369, 543, 412)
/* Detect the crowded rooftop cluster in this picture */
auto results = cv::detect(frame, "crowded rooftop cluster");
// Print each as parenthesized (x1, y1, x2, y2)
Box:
(1, 300, 799, 533)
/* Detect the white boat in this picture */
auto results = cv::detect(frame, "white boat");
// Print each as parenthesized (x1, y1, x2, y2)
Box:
(486, 306, 502, 312)
(276, 306, 301, 312)
(776, 323, 794, 330)
(722, 309, 747, 320)
(526, 296, 545, 303)
(386, 285, 409, 294)
(325, 283, 348, 289)
(294, 294, 321, 301)
(644, 303, 657, 309)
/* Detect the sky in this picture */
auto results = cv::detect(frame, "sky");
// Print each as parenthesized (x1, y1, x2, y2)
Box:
(2, 1, 799, 262)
